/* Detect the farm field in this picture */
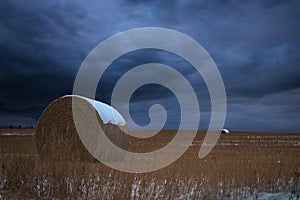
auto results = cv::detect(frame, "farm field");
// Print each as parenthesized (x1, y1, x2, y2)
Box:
(0, 128, 299, 199)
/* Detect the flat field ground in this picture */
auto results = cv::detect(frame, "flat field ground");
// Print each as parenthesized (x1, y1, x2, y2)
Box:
(0, 128, 299, 199)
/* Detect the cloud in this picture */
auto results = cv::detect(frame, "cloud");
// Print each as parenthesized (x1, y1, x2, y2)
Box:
(0, 0, 299, 132)
(0, 0, 89, 122)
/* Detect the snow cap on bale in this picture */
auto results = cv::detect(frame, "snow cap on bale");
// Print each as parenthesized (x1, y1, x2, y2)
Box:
(35, 95, 129, 162)
(66, 95, 126, 126)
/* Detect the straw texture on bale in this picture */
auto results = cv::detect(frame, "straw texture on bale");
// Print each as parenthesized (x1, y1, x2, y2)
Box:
(36, 95, 129, 162)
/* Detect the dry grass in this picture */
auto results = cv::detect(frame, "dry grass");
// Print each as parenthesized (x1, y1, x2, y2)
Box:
(0, 129, 300, 199)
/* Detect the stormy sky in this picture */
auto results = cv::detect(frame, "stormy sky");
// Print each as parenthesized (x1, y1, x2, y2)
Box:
(0, 0, 299, 132)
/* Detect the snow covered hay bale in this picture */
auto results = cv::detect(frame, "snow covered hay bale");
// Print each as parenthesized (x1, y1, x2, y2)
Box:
(221, 128, 230, 134)
(36, 95, 129, 162)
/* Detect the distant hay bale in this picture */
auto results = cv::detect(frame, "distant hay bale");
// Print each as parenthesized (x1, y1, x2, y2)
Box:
(36, 95, 129, 162)
(221, 128, 230, 134)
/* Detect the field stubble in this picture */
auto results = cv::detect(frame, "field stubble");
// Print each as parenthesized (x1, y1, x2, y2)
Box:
(0, 129, 299, 199)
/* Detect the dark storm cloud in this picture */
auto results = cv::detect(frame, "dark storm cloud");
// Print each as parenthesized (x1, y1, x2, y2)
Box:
(0, 0, 299, 132)
(118, 0, 300, 97)
(0, 0, 89, 125)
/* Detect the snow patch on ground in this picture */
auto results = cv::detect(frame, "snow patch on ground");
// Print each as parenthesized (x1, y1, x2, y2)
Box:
(246, 192, 294, 200)
(174, 192, 296, 200)
(0, 133, 35, 136)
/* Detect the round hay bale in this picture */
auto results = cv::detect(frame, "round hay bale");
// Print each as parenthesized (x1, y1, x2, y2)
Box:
(36, 95, 129, 162)
(221, 128, 230, 134)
